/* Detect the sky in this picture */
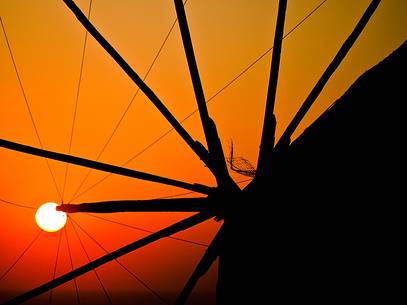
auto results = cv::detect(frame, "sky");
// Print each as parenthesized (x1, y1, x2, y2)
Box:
(0, 0, 406, 304)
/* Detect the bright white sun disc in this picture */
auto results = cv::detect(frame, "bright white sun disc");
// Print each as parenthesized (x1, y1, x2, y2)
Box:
(35, 202, 67, 232)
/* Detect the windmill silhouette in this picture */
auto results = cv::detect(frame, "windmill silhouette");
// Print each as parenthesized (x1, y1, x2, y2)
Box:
(1, 0, 403, 304)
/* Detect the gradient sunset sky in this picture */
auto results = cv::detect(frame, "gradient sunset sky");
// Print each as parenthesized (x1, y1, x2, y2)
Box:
(1, 0, 406, 304)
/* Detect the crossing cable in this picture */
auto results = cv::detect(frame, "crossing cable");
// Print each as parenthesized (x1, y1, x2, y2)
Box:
(84, 213, 209, 247)
(62, 0, 213, 200)
(68, 0, 189, 203)
(69, 217, 114, 305)
(67, 0, 329, 203)
(62, 0, 93, 202)
(78, 178, 247, 245)
(1, 212, 214, 304)
(49, 230, 63, 305)
(64, 226, 81, 305)
(0, 197, 36, 210)
(0, 17, 63, 202)
(70, 217, 169, 304)
(0, 230, 42, 281)
(158, 177, 252, 199)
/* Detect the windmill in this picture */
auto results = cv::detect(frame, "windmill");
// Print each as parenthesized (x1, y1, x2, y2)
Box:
(1, 0, 402, 304)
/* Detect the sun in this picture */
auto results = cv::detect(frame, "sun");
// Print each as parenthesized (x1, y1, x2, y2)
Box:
(35, 202, 67, 232)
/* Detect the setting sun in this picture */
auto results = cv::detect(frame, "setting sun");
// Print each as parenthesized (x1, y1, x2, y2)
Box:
(35, 202, 67, 232)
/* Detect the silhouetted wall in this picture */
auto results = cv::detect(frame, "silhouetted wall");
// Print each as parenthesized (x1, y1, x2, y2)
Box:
(220, 40, 405, 304)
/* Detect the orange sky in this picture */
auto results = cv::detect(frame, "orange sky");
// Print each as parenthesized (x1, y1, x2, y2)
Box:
(0, 0, 406, 303)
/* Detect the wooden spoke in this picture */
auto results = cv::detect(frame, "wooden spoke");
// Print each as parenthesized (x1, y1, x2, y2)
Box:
(1, 212, 215, 305)
(275, 0, 381, 149)
(58, 197, 219, 213)
(175, 225, 224, 305)
(0, 138, 214, 195)
(256, 0, 287, 181)
(62, 0, 212, 169)
(174, 0, 230, 184)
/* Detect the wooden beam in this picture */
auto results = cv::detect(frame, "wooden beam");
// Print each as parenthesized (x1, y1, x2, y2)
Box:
(256, 0, 287, 181)
(1, 212, 214, 305)
(57, 197, 219, 213)
(62, 0, 212, 169)
(275, 0, 381, 150)
(175, 225, 223, 305)
(0, 138, 214, 195)
(174, 0, 229, 184)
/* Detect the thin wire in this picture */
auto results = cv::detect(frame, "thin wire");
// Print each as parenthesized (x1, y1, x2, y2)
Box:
(85, 213, 209, 247)
(0, 230, 42, 281)
(205, 0, 329, 104)
(70, 217, 169, 305)
(49, 230, 63, 305)
(0, 197, 36, 209)
(69, 217, 114, 305)
(68, 0, 189, 204)
(68, 112, 195, 203)
(158, 177, 252, 199)
(62, 0, 93, 203)
(0, 16, 63, 202)
(64, 226, 81, 305)
(70, 157, 252, 204)
(79, 178, 249, 245)
(67, 0, 328, 202)
(157, 191, 196, 199)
